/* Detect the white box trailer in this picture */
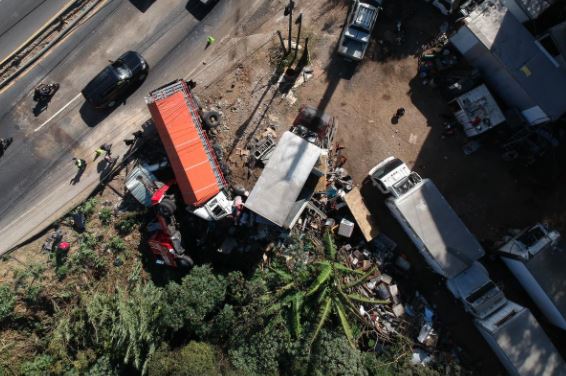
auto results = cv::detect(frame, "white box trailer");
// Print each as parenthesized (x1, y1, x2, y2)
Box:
(369, 157, 485, 279)
(368, 157, 506, 317)
(368, 157, 566, 375)
(475, 301, 566, 376)
(498, 224, 566, 330)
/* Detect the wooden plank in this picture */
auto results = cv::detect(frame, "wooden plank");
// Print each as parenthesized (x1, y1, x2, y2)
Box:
(315, 154, 328, 192)
(344, 187, 379, 242)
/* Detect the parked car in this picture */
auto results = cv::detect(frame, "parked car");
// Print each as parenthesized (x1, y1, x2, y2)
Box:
(337, 0, 381, 61)
(82, 51, 148, 108)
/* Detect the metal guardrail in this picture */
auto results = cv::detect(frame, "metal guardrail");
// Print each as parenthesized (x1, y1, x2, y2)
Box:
(0, 0, 105, 91)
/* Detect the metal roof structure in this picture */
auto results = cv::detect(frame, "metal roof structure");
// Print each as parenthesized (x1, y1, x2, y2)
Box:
(392, 179, 485, 278)
(477, 302, 566, 376)
(245, 132, 321, 228)
(450, 0, 566, 122)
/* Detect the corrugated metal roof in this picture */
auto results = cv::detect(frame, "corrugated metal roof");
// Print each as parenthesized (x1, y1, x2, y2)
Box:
(245, 132, 321, 227)
(461, 1, 566, 120)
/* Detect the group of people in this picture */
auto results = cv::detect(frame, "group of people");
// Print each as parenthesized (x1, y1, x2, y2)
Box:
(72, 131, 144, 177)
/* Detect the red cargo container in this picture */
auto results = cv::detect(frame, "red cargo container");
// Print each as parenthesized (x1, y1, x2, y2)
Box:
(146, 80, 226, 207)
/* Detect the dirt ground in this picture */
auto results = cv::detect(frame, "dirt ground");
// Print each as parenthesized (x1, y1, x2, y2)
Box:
(196, 0, 566, 372)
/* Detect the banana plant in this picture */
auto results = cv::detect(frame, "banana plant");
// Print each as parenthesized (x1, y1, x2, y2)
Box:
(266, 231, 388, 348)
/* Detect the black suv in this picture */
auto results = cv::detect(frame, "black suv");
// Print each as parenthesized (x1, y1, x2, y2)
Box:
(82, 51, 148, 108)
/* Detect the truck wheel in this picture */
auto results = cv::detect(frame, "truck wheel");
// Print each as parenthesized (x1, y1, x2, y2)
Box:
(177, 255, 194, 269)
(203, 111, 221, 129)
(159, 198, 176, 217)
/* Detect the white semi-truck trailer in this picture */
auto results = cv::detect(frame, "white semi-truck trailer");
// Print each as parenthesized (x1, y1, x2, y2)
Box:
(368, 157, 565, 375)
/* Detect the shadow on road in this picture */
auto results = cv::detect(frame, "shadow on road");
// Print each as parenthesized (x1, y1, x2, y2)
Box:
(129, 0, 156, 13)
(79, 102, 115, 127)
(185, 0, 217, 21)
(316, 49, 357, 114)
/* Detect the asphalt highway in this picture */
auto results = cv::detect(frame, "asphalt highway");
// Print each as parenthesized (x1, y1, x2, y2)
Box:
(0, 0, 268, 254)
(0, 0, 70, 63)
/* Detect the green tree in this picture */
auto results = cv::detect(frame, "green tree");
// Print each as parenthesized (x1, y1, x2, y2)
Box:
(228, 314, 292, 376)
(0, 284, 16, 322)
(163, 265, 227, 337)
(112, 283, 165, 374)
(147, 342, 221, 376)
(308, 330, 367, 376)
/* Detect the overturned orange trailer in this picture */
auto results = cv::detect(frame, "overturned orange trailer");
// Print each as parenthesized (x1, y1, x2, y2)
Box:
(145, 80, 232, 220)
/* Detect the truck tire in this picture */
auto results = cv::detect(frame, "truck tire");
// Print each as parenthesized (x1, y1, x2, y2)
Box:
(159, 198, 176, 217)
(177, 255, 194, 269)
(203, 111, 221, 129)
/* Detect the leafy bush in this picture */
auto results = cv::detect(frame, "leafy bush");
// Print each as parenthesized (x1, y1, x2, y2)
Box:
(147, 342, 221, 376)
(98, 208, 113, 226)
(0, 284, 16, 322)
(20, 355, 53, 376)
(69, 247, 106, 277)
(115, 217, 138, 235)
(78, 198, 97, 218)
(107, 237, 126, 253)
(80, 232, 101, 249)
(163, 265, 227, 336)
(308, 330, 367, 376)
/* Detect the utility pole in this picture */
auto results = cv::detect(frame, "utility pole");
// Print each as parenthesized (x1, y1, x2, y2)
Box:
(284, 0, 295, 55)
(294, 13, 303, 61)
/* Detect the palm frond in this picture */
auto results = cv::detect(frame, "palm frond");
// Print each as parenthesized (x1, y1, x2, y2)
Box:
(311, 296, 332, 344)
(306, 263, 332, 296)
(343, 266, 378, 289)
(269, 266, 293, 283)
(323, 231, 336, 259)
(291, 292, 304, 338)
(347, 293, 389, 305)
(334, 299, 356, 348)
(333, 262, 364, 275)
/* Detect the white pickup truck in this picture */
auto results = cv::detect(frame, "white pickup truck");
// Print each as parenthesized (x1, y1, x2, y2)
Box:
(337, 0, 381, 61)
(369, 157, 566, 375)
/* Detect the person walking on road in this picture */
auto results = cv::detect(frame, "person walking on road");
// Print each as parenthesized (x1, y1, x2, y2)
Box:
(71, 157, 87, 185)
(73, 157, 86, 171)
(94, 143, 112, 160)
(206, 36, 216, 48)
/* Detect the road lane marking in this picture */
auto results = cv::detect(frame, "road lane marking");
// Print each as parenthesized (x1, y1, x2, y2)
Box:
(34, 92, 82, 132)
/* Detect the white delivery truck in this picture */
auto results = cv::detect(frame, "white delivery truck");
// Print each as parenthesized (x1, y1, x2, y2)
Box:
(498, 223, 566, 330)
(368, 157, 506, 317)
(368, 157, 566, 375)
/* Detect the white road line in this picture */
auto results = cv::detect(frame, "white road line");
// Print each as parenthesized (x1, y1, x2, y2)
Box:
(34, 93, 82, 132)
